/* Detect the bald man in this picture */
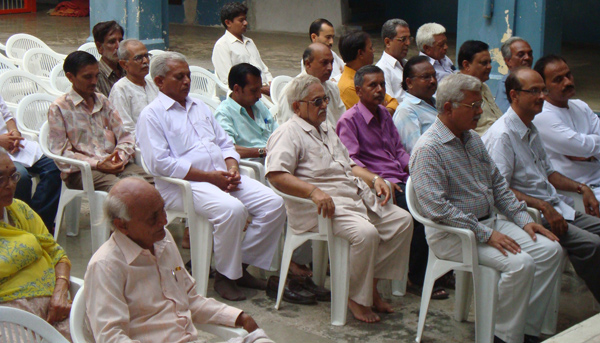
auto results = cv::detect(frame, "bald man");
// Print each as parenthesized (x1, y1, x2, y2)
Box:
(84, 177, 273, 343)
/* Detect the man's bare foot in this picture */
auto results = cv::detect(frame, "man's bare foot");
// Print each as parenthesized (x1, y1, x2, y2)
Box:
(289, 261, 313, 277)
(348, 299, 380, 323)
(372, 290, 394, 313)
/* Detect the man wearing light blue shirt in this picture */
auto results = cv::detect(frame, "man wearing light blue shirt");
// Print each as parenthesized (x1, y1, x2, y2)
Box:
(215, 63, 277, 160)
(393, 56, 438, 153)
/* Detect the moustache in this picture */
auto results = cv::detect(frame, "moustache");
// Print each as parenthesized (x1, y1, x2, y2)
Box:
(562, 85, 575, 93)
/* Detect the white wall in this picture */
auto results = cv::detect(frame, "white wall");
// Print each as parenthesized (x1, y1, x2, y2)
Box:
(247, 0, 345, 34)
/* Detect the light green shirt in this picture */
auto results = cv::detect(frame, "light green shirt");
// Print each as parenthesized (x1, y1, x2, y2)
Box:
(214, 96, 277, 148)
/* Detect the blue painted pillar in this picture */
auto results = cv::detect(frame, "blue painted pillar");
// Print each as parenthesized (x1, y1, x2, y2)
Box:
(456, 0, 562, 93)
(89, 0, 169, 50)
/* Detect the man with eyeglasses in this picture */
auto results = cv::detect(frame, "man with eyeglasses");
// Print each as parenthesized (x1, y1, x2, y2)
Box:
(483, 67, 600, 307)
(495, 37, 533, 113)
(109, 39, 158, 136)
(458, 40, 504, 135)
(530, 55, 600, 201)
(266, 74, 414, 323)
(300, 18, 345, 82)
(393, 55, 438, 154)
(376, 19, 411, 101)
(415, 23, 456, 82)
(411, 73, 562, 343)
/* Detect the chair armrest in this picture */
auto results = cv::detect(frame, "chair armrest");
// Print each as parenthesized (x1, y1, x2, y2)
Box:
(20, 131, 38, 142)
(239, 159, 265, 184)
(527, 207, 542, 223)
(69, 276, 84, 298)
(196, 324, 247, 339)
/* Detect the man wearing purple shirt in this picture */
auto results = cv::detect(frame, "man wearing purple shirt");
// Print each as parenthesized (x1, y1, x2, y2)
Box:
(336, 65, 448, 299)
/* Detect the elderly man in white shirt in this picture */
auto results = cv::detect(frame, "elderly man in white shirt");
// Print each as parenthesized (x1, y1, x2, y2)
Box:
(531, 55, 600, 199)
(212, 2, 272, 96)
(375, 19, 411, 101)
(416, 23, 456, 82)
(137, 52, 286, 302)
(276, 43, 346, 128)
(300, 18, 345, 82)
(108, 39, 158, 135)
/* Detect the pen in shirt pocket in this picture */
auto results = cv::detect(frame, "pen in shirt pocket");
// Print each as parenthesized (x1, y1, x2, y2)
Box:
(172, 266, 182, 282)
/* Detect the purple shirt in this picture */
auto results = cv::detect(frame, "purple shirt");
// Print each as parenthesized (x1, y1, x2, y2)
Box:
(336, 102, 410, 184)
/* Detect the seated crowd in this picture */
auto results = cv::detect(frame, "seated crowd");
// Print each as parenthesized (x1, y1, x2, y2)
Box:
(1, 2, 600, 343)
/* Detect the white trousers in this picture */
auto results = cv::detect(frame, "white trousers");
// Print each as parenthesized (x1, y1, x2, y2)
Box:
(162, 175, 286, 280)
(427, 218, 563, 343)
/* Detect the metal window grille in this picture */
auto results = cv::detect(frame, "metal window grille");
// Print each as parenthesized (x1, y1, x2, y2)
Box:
(0, 0, 36, 14)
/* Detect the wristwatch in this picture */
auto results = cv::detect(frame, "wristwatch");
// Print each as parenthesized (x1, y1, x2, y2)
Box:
(258, 148, 266, 158)
(372, 175, 380, 186)
(577, 183, 586, 194)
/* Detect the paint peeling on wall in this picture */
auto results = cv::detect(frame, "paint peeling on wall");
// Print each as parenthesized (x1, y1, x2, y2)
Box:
(490, 48, 508, 75)
(500, 9, 513, 43)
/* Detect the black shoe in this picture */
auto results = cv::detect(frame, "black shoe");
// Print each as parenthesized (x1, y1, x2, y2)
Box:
(494, 336, 506, 343)
(266, 276, 317, 305)
(524, 335, 540, 343)
(290, 274, 331, 302)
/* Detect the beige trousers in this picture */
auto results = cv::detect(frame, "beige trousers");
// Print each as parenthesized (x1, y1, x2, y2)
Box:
(64, 163, 154, 192)
(332, 204, 413, 306)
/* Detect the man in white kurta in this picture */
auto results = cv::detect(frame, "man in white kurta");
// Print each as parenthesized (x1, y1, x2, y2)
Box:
(136, 52, 285, 301)
(109, 39, 158, 135)
(375, 19, 411, 101)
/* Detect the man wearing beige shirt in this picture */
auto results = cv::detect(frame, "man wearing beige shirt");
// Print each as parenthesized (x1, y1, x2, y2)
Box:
(85, 177, 273, 343)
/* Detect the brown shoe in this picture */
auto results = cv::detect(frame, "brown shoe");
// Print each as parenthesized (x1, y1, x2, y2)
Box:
(214, 272, 246, 301)
(236, 267, 267, 290)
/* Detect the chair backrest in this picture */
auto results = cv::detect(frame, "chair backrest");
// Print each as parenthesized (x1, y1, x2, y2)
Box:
(406, 177, 434, 226)
(270, 75, 293, 106)
(16, 93, 57, 136)
(189, 66, 227, 101)
(0, 70, 57, 105)
(0, 307, 70, 343)
(148, 49, 165, 61)
(188, 93, 221, 113)
(0, 53, 18, 75)
(5, 33, 52, 61)
(22, 48, 66, 79)
(77, 42, 101, 61)
(49, 64, 70, 94)
(70, 284, 95, 343)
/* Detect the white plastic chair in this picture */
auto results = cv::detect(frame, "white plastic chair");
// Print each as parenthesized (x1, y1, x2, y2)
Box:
(70, 284, 246, 343)
(270, 185, 350, 326)
(0, 53, 18, 75)
(22, 48, 66, 83)
(0, 70, 62, 114)
(407, 177, 501, 343)
(50, 64, 70, 94)
(39, 122, 109, 253)
(15, 93, 58, 141)
(188, 93, 221, 113)
(4, 33, 52, 67)
(270, 75, 292, 107)
(0, 307, 69, 343)
(189, 66, 229, 102)
(77, 42, 100, 61)
(148, 49, 165, 61)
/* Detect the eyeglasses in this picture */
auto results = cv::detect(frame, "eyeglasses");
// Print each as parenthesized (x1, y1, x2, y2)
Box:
(515, 88, 549, 96)
(299, 95, 330, 107)
(131, 53, 152, 63)
(413, 73, 436, 81)
(394, 36, 413, 43)
(0, 172, 20, 188)
(453, 100, 484, 110)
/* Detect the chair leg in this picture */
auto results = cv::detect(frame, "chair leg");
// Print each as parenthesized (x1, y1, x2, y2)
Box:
(275, 234, 296, 310)
(454, 270, 472, 322)
(473, 267, 499, 343)
(415, 256, 439, 343)
(328, 236, 349, 326)
(64, 197, 82, 237)
(90, 192, 108, 253)
(190, 218, 213, 296)
(312, 240, 328, 287)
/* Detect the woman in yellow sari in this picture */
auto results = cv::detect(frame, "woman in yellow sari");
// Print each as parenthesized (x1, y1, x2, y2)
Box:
(0, 147, 72, 341)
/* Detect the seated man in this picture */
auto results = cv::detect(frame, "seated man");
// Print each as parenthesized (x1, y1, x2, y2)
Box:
(531, 55, 600, 199)
(337, 30, 398, 114)
(266, 74, 414, 323)
(336, 65, 446, 299)
(276, 42, 346, 128)
(495, 37, 533, 113)
(483, 67, 600, 303)
(93, 20, 125, 97)
(212, 2, 272, 96)
(300, 18, 344, 82)
(215, 63, 276, 160)
(109, 39, 158, 135)
(137, 52, 286, 301)
(0, 95, 60, 231)
(48, 51, 153, 191)
(375, 19, 411, 100)
(458, 40, 503, 135)
(393, 55, 438, 153)
(415, 23, 456, 82)
(85, 177, 274, 343)
(411, 73, 562, 343)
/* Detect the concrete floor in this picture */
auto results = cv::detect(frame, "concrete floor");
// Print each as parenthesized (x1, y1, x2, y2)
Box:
(2, 7, 600, 343)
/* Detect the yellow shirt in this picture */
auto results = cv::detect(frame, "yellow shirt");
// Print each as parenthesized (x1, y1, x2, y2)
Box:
(0, 199, 66, 302)
(338, 66, 399, 112)
(474, 83, 504, 135)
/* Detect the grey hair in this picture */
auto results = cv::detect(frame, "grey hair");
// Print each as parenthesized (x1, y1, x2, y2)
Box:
(117, 39, 142, 60)
(286, 74, 322, 110)
(416, 23, 446, 52)
(150, 51, 187, 79)
(435, 73, 482, 112)
(501, 36, 526, 60)
(0, 147, 9, 158)
(381, 19, 409, 42)
(103, 193, 131, 232)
